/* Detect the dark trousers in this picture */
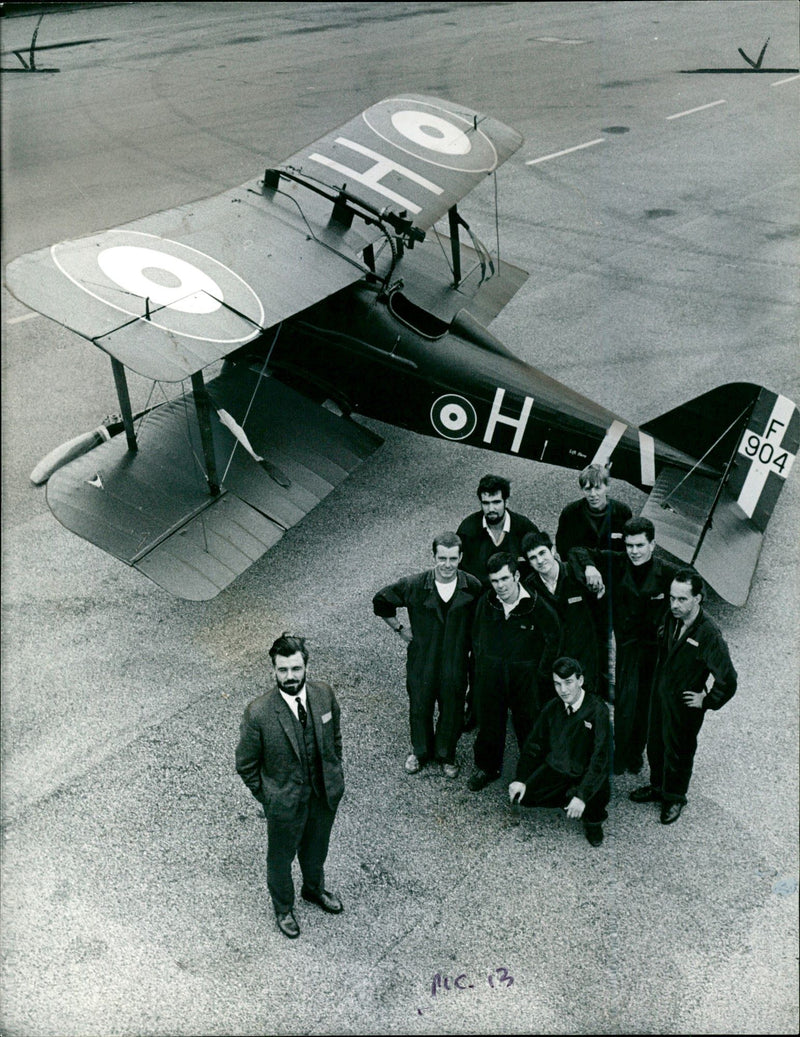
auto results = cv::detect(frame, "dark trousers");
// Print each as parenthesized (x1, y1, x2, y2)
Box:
(408, 677, 464, 764)
(589, 595, 613, 702)
(473, 678, 537, 776)
(613, 641, 655, 773)
(521, 763, 609, 823)
(266, 792, 337, 914)
(646, 687, 706, 804)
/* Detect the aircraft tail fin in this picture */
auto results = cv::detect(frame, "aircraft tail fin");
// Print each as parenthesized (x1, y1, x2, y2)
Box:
(640, 384, 799, 605)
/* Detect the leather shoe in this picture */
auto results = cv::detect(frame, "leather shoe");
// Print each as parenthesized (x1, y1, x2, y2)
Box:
(301, 887, 343, 914)
(442, 762, 460, 779)
(276, 910, 300, 939)
(467, 767, 498, 792)
(660, 802, 683, 825)
(583, 822, 604, 847)
(629, 784, 662, 803)
(405, 753, 423, 774)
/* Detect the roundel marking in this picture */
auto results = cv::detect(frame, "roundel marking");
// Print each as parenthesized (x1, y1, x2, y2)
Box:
(390, 110, 472, 157)
(363, 98, 499, 173)
(51, 230, 265, 345)
(97, 246, 223, 314)
(431, 394, 478, 441)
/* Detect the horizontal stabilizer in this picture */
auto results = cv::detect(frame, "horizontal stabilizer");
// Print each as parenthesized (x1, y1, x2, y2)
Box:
(641, 466, 762, 606)
(46, 368, 383, 599)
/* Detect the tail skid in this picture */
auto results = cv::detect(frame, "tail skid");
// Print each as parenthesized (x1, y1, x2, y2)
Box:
(641, 384, 799, 605)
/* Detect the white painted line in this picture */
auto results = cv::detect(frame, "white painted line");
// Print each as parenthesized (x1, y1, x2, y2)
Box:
(7, 312, 39, 325)
(771, 74, 800, 86)
(638, 431, 656, 487)
(666, 99, 726, 120)
(591, 420, 627, 467)
(526, 138, 604, 165)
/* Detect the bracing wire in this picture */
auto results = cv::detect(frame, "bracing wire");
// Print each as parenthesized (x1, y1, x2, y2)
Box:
(220, 322, 283, 484)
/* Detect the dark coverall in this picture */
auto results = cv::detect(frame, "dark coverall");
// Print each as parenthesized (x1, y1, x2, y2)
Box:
(647, 608, 737, 804)
(524, 562, 599, 694)
(555, 497, 632, 700)
(515, 691, 612, 823)
(570, 549, 676, 774)
(373, 568, 482, 764)
(457, 509, 540, 587)
(456, 508, 541, 725)
(471, 589, 561, 778)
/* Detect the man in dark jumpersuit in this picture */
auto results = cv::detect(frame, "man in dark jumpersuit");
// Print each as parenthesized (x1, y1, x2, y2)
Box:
(570, 517, 675, 776)
(555, 464, 632, 701)
(631, 570, 737, 824)
(236, 633, 345, 939)
(457, 473, 541, 588)
(468, 551, 561, 792)
(522, 530, 600, 695)
(509, 656, 612, 846)
(372, 532, 482, 779)
(457, 474, 540, 730)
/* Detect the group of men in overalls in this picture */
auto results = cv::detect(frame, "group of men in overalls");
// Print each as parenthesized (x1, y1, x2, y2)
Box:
(372, 467, 737, 839)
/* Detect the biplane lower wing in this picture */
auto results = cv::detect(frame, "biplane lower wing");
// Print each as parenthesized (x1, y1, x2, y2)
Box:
(45, 368, 383, 599)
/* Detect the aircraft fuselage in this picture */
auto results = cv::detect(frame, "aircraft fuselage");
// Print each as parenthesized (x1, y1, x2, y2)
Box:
(269, 280, 711, 494)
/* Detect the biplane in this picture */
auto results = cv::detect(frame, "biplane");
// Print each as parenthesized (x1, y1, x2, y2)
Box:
(6, 95, 798, 603)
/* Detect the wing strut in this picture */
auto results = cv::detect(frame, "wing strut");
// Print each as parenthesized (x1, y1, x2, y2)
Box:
(448, 206, 462, 285)
(191, 371, 221, 496)
(110, 357, 138, 453)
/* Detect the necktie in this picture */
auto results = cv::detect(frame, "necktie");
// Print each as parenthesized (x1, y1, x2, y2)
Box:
(566, 705, 573, 716)
(297, 699, 307, 728)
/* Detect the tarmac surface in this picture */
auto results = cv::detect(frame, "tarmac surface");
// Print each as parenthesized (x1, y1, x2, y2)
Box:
(1, 3, 798, 1034)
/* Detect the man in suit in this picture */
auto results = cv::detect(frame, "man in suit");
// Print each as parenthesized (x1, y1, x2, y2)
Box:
(631, 570, 737, 824)
(236, 633, 345, 939)
(372, 532, 483, 778)
(570, 517, 676, 776)
(509, 656, 612, 847)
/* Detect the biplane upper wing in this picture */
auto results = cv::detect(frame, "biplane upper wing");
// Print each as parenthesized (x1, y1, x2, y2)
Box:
(5, 95, 524, 382)
(277, 94, 524, 234)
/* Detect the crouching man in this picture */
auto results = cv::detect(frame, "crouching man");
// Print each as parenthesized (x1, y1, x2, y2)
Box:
(508, 657, 612, 847)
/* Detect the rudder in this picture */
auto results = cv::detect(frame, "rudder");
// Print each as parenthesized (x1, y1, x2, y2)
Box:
(641, 385, 799, 605)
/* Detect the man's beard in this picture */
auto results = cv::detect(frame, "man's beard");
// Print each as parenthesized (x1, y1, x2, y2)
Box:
(278, 678, 304, 696)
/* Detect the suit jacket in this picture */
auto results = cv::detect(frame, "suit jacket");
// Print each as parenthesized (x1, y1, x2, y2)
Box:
(235, 680, 344, 821)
